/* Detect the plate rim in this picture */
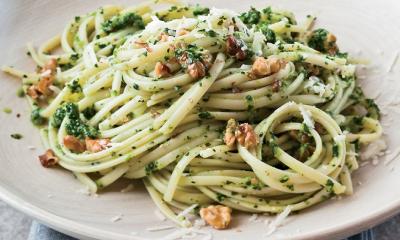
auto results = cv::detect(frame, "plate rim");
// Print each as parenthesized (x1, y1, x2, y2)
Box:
(1, 182, 399, 240)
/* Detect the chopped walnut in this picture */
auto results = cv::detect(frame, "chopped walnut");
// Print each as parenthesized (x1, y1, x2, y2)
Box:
(27, 59, 57, 99)
(304, 63, 321, 76)
(27, 85, 40, 99)
(85, 138, 110, 152)
(155, 62, 171, 78)
(325, 33, 338, 55)
(235, 123, 258, 149)
(224, 119, 238, 148)
(176, 28, 189, 36)
(188, 61, 206, 79)
(314, 122, 326, 134)
(63, 135, 86, 153)
(150, 109, 161, 118)
(250, 177, 259, 185)
(232, 86, 241, 93)
(201, 52, 213, 70)
(226, 35, 246, 61)
(159, 32, 169, 42)
(199, 205, 232, 230)
(38, 149, 59, 168)
(134, 40, 152, 52)
(36, 76, 54, 96)
(251, 56, 286, 77)
(271, 79, 281, 92)
(42, 59, 57, 73)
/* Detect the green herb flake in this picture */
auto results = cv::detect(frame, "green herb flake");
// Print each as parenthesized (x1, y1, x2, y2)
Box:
(11, 133, 23, 140)
(192, 5, 210, 16)
(145, 161, 158, 175)
(198, 111, 214, 119)
(332, 144, 339, 157)
(279, 175, 289, 183)
(3, 108, 12, 114)
(16, 88, 25, 97)
(325, 179, 334, 193)
(102, 12, 145, 34)
(216, 193, 227, 202)
(31, 108, 46, 126)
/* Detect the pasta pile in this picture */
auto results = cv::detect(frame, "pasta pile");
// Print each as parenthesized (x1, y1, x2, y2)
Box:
(3, 1, 382, 227)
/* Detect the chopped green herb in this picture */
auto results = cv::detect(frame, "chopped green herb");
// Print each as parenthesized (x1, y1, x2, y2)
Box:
(240, 7, 261, 24)
(3, 107, 12, 114)
(332, 144, 339, 157)
(145, 161, 158, 175)
(11, 133, 23, 139)
(16, 88, 25, 97)
(216, 193, 227, 202)
(31, 108, 46, 126)
(198, 111, 214, 119)
(102, 12, 144, 34)
(325, 179, 334, 193)
(192, 5, 210, 16)
(279, 175, 289, 183)
(67, 80, 82, 93)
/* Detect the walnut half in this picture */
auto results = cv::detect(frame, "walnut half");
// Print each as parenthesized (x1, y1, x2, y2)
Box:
(200, 205, 232, 230)
(235, 123, 258, 149)
(223, 119, 238, 148)
(251, 56, 286, 77)
(223, 119, 258, 149)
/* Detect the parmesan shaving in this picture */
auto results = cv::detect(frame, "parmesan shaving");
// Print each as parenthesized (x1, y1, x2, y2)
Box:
(110, 213, 123, 222)
(299, 105, 314, 129)
(177, 204, 198, 219)
(304, 76, 330, 97)
(334, 134, 346, 143)
(154, 209, 167, 221)
(361, 139, 387, 161)
(384, 146, 400, 165)
(40, 69, 51, 77)
(387, 51, 399, 73)
(248, 213, 261, 223)
(120, 183, 134, 193)
(264, 206, 292, 236)
(146, 225, 175, 232)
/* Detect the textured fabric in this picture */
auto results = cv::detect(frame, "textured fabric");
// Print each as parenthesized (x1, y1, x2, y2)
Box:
(28, 221, 77, 240)
(29, 221, 374, 240)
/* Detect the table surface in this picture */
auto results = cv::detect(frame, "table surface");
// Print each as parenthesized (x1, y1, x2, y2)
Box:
(1, 200, 399, 240)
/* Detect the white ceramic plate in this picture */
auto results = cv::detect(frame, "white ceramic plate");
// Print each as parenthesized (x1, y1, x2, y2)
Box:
(1, 0, 400, 239)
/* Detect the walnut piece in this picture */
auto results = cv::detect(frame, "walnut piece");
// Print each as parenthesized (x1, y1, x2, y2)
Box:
(27, 59, 58, 99)
(63, 135, 86, 153)
(200, 205, 232, 230)
(42, 59, 57, 73)
(226, 35, 247, 61)
(223, 119, 238, 148)
(134, 40, 152, 52)
(326, 33, 338, 55)
(85, 138, 110, 153)
(155, 62, 171, 78)
(235, 123, 258, 149)
(27, 85, 40, 99)
(188, 61, 206, 79)
(38, 149, 59, 168)
(271, 79, 281, 92)
(159, 32, 169, 42)
(176, 28, 189, 36)
(36, 76, 54, 95)
(251, 56, 286, 77)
